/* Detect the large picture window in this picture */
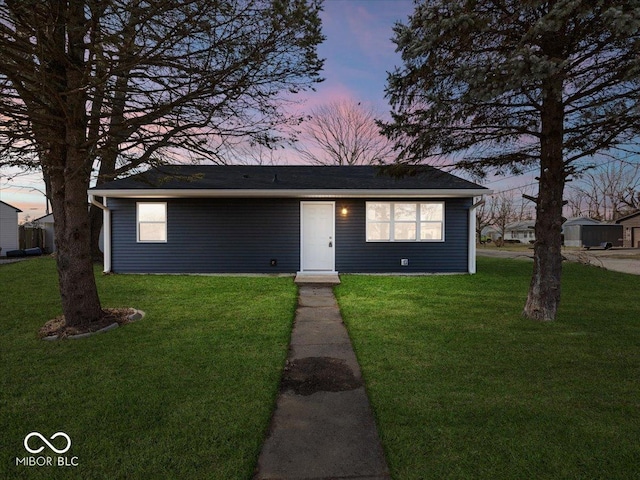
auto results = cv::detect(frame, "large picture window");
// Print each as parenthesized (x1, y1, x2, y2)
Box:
(366, 202, 444, 242)
(137, 202, 167, 242)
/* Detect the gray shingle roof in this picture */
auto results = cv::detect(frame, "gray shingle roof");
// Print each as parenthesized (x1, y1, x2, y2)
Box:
(91, 165, 487, 193)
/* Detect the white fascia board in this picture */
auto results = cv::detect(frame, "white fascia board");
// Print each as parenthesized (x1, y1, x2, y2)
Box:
(89, 188, 491, 198)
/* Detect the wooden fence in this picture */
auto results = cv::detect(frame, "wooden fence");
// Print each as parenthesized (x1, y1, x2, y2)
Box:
(18, 226, 46, 250)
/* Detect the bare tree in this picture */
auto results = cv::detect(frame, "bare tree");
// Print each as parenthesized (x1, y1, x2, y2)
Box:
(475, 199, 494, 244)
(567, 159, 640, 220)
(0, 0, 324, 328)
(489, 192, 520, 246)
(516, 185, 536, 221)
(566, 189, 589, 219)
(296, 100, 395, 165)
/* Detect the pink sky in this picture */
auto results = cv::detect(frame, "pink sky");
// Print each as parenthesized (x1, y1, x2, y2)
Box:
(0, 1, 417, 221)
(0, 1, 538, 221)
(306, 0, 413, 111)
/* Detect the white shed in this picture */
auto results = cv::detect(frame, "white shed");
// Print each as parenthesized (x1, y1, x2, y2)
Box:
(31, 213, 56, 253)
(0, 200, 22, 255)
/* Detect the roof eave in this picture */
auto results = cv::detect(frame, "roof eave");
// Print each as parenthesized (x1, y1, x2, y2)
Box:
(89, 188, 492, 199)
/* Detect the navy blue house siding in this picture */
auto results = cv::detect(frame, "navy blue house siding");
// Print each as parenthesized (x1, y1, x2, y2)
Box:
(109, 197, 471, 273)
(109, 198, 300, 273)
(335, 198, 471, 273)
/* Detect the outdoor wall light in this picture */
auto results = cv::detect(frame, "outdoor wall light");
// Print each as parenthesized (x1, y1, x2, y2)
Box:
(341, 207, 348, 216)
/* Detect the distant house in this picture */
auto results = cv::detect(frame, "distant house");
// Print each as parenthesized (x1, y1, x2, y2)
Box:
(616, 211, 640, 248)
(504, 220, 536, 243)
(0, 200, 22, 255)
(30, 213, 56, 253)
(482, 220, 535, 243)
(89, 165, 490, 275)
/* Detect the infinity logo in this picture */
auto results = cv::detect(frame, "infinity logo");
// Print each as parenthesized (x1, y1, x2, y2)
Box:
(24, 432, 71, 454)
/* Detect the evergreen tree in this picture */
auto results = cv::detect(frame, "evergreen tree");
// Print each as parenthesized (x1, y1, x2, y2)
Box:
(382, 0, 640, 320)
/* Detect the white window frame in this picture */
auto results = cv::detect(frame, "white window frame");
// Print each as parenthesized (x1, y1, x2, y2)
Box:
(137, 202, 167, 243)
(366, 201, 445, 242)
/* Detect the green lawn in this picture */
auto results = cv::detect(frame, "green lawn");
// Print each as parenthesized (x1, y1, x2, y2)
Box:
(336, 258, 640, 480)
(3, 257, 639, 479)
(0, 258, 297, 480)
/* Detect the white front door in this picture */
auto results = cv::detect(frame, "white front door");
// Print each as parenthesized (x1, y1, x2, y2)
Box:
(301, 202, 335, 272)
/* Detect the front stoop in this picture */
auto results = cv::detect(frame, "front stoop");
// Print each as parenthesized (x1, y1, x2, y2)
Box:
(294, 273, 341, 285)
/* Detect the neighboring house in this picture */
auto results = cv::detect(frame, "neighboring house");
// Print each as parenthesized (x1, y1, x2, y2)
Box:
(504, 220, 536, 243)
(480, 225, 499, 242)
(89, 165, 490, 275)
(616, 211, 640, 248)
(482, 220, 535, 243)
(0, 200, 22, 255)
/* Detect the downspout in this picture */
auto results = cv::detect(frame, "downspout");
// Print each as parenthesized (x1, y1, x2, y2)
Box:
(89, 194, 111, 273)
(468, 197, 486, 274)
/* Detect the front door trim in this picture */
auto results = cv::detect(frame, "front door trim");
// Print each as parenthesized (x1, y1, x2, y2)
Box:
(299, 201, 336, 274)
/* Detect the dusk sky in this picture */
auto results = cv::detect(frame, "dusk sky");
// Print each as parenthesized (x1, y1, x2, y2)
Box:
(303, 0, 414, 111)
(0, 0, 527, 221)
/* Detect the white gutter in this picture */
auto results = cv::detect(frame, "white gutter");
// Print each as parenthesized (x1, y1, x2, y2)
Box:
(89, 195, 111, 273)
(468, 197, 487, 274)
(87, 188, 490, 199)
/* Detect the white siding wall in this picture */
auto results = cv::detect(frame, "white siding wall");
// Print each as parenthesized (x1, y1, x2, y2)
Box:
(0, 202, 20, 254)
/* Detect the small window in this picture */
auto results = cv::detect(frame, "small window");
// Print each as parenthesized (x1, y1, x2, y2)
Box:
(366, 202, 444, 242)
(137, 203, 167, 242)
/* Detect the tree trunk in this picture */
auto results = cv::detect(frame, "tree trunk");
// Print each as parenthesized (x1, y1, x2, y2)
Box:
(47, 0, 102, 327)
(47, 152, 103, 328)
(523, 75, 565, 321)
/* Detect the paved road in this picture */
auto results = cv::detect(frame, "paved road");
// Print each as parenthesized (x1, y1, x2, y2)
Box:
(477, 247, 640, 275)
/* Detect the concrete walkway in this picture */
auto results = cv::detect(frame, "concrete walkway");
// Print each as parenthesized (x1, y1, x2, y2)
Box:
(254, 282, 390, 480)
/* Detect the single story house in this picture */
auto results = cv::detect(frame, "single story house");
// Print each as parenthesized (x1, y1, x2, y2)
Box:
(0, 200, 22, 255)
(482, 220, 535, 243)
(616, 211, 640, 248)
(88, 165, 490, 275)
(505, 220, 536, 243)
